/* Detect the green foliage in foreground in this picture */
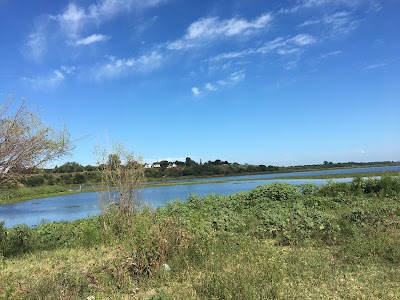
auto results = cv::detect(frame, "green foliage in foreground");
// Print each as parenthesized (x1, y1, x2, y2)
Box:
(1, 177, 400, 299)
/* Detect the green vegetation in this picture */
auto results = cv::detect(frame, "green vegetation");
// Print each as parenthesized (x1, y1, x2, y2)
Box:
(1, 176, 400, 299)
(6, 159, 400, 188)
(0, 185, 71, 205)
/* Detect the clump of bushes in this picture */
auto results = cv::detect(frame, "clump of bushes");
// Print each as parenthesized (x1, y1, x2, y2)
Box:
(248, 182, 300, 201)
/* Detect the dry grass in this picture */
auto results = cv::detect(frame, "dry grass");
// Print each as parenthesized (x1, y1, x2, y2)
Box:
(1, 236, 400, 299)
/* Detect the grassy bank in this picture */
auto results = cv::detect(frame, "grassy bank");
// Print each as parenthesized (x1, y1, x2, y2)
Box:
(0, 186, 81, 205)
(1, 176, 400, 299)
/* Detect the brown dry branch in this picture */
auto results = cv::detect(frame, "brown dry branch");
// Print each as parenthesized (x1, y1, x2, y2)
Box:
(95, 140, 145, 236)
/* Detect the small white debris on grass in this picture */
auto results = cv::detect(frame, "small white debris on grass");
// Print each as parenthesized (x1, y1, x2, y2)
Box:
(163, 263, 171, 271)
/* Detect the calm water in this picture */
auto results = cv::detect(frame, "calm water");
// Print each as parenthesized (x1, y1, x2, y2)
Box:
(1, 165, 399, 228)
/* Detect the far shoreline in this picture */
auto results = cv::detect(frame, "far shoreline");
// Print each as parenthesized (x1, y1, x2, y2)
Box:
(1, 165, 399, 205)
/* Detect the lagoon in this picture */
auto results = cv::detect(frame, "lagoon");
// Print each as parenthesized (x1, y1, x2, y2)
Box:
(1, 165, 399, 228)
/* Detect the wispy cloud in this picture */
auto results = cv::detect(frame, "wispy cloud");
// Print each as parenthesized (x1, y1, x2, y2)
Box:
(290, 34, 317, 46)
(53, 0, 167, 36)
(209, 33, 317, 63)
(72, 34, 109, 46)
(24, 31, 47, 63)
(297, 11, 359, 38)
(22, 18, 51, 63)
(205, 83, 218, 91)
(364, 63, 386, 69)
(55, 3, 87, 36)
(22, 69, 65, 88)
(229, 70, 246, 82)
(25, 0, 168, 61)
(192, 70, 246, 97)
(318, 50, 343, 59)
(209, 50, 252, 61)
(298, 19, 321, 27)
(60, 65, 76, 74)
(91, 51, 163, 80)
(167, 13, 272, 50)
(280, 0, 364, 14)
(323, 11, 359, 37)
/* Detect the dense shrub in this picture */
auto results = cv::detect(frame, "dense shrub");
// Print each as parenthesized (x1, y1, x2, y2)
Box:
(248, 182, 300, 202)
(0, 218, 103, 257)
(300, 183, 319, 195)
(23, 175, 45, 187)
(318, 180, 351, 197)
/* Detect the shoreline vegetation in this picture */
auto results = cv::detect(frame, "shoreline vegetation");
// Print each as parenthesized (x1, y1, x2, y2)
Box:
(1, 176, 400, 299)
(1, 167, 399, 205)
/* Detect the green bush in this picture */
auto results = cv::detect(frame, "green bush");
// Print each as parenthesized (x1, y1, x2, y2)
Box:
(300, 183, 319, 195)
(22, 175, 45, 187)
(3, 224, 34, 255)
(318, 180, 351, 197)
(248, 182, 300, 202)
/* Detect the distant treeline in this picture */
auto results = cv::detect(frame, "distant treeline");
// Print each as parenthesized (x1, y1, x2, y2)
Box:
(9, 158, 400, 187)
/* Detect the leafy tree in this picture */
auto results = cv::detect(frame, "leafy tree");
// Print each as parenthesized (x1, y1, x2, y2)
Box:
(57, 162, 83, 173)
(0, 95, 72, 186)
(159, 160, 170, 168)
(174, 160, 185, 166)
(84, 165, 97, 172)
(73, 173, 86, 184)
(185, 157, 197, 166)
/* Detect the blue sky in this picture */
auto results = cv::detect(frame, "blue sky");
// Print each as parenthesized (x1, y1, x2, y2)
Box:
(1, 0, 399, 166)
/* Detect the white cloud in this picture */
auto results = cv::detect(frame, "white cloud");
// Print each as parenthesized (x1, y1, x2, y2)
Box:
(73, 34, 109, 46)
(88, 0, 166, 20)
(277, 48, 300, 55)
(60, 65, 76, 74)
(25, 0, 167, 60)
(229, 70, 246, 82)
(92, 51, 163, 80)
(364, 63, 386, 69)
(298, 19, 321, 27)
(24, 30, 47, 62)
(323, 11, 359, 37)
(206, 33, 317, 76)
(318, 50, 343, 59)
(55, 3, 87, 35)
(53, 0, 167, 36)
(205, 83, 217, 91)
(295, 11, 359, 38)
(209, 50, 252, 61)
(257, 37, 287, 53)
(22, 69, 65, 88)
(290, 34, 316, 46)
(191, 87, 201, 96)
(167, 13, 272, 50)
(191, 70, 245, 97)
(280, 0, 364, 13)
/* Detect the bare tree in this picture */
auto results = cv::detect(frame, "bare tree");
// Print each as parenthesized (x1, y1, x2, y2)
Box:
(0, 94, 73, 186)
(95, 140, 145, 235)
